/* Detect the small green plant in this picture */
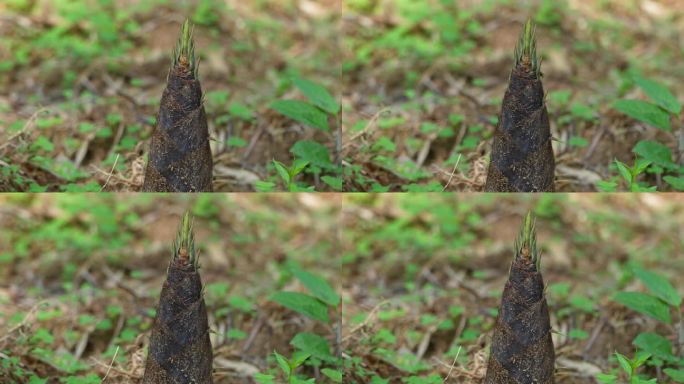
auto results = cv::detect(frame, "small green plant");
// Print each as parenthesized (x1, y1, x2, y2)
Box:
(607, 265, 684, 382)
(273, 159, 314, 192)
(259, 264, 341, 383)
(598, 158, 657, 192)
(268, 77, 342, 191)
(607, 74, 683, 191)
(596, 352, 657, 384)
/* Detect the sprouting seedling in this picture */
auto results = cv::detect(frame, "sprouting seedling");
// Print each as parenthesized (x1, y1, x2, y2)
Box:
(485, 19, 554, 192)
(514, 19, 540, 78)
(142, 19, 212, 192)
(485, 211, 554, 383)
(143, 212, 213, 383)
(173, 211, 198, 268)
(514, 211, 540, 269)
(172, 19, 198, 78)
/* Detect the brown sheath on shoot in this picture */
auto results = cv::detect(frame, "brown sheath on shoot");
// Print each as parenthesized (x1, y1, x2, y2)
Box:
(485, 20, 555, 192)
(143, 20, 213, 192)
(143, 213, 213, 384)
(485, 212, 555, 383)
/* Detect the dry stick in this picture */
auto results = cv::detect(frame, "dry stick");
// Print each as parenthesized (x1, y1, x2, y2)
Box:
(0, 108, 49, 152)
(102, 345, 120, 382)
(143, 20, 213, 192)
(484, 20, 555, 192)
(142, 212, 213, 383)
(442, 346, 461, 382)
(442, 154, 462, 191)
(484, 212, 555, 383)
(100, 153, 120, 191)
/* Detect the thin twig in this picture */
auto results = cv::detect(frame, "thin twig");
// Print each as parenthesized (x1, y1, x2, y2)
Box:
(342, 300, 390, 342)
(100, 153, 120, 191)
(101, 345, 120, 382)
(0, 108, 49, 152)
(442, 154, 462, 191)
(443, 346, 461, 382)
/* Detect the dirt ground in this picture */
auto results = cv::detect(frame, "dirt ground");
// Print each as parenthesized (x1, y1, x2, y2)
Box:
(341, 0, 684, 191)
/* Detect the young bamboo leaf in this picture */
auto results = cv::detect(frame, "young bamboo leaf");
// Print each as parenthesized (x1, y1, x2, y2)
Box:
(270, 291, 330, 323)
(634, 76, 682, 116)
(290, 266, 340, 306)
(271, 100, 330, 131)
(633, 332, 673, 361)
(612, 291, 672, 324)
(664, 368, 684, 382)
(293, 77, 339, 115)
(633, 268, 682, 308)
(290, 140, 334, 169)
(632, 140, 675, 169)
(290, 332, 335, 362)
(612, 99, 671, 131)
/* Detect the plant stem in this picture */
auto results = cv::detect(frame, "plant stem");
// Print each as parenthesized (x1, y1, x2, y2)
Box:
(173, 19, 197, 77)
(515, 211, 539, 268)
(173, 211, 197, 268)
(514, 19, 540, 78)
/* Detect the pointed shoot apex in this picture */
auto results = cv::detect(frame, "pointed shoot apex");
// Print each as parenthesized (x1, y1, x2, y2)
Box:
(515, 211, 539, 268)
(514, 19, 540, 77)
(174, 211, 197, 268)
(173, 19, 198, 77)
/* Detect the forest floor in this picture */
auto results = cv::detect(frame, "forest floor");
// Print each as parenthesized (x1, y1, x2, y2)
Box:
(341, 194, 684, 383)
(1, 194, 684, 383)
(342, 0, 684, 191)
(2, 0, 684, 192)
(0, 0, 341, 192)
(0, 194, 342, 383)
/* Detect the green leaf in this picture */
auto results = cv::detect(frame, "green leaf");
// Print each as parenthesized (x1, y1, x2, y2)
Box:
(634, 76, 682, 115)
(595, 373, 617, 384)
(291, 159, 309, 177)
(596, 180, 618, 192)
(612, 291, 672, 324)
(633, 332, 673, 361)
(290, 266, 339, 306)
(321, 368, 343, 383)
(633, 267, 682, 307)
(290, 140, 333, 169)
(273, 351, 291, 376)
(228, 102, 254, 121)
(31, 136, 55, 153)
(632, 141, 674, 169)
(254, 373, 276, 384)
(271, 100, 329, 131)
(290, 351, 311, 368)
(615, 352, 632, 375)
(612, 99, 671, 131)
(273, 160, 291, 185)
(293, 77, 339, 115)
(255, 180, 276, 192)
(270, 292, 329, 323)
(615, 160, 632, 184)
(321, 175, 343, 191)
(664, 369, 684, 383)
(664, 176, 684, 191)
(570, 102, 594, 121)
(290, 332, 334, 361)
